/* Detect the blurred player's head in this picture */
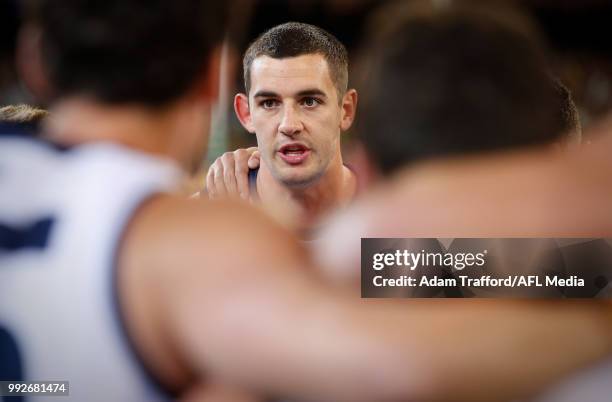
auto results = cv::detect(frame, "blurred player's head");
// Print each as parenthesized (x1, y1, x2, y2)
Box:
(235, 22, 357, 189)
(21, 0, 228, 171)
(358, 3, 577, 175)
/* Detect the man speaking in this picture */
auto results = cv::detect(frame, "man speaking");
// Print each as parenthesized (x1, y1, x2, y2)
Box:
(206, 22, 358, 235)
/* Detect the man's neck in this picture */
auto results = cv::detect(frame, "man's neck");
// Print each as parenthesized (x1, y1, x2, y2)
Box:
(44, 98, 179, 162)
(256, 154, 356, 232)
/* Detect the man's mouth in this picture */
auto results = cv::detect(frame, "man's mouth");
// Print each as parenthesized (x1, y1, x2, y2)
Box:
(278, 143, 311, 165)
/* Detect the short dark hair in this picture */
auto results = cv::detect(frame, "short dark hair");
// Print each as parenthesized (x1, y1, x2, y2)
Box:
(243, 22, 348, 98)
(27, 0, 229, 107)
(359, 4, 572, 174)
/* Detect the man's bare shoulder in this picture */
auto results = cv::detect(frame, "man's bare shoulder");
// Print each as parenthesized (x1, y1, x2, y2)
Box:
(324, 134, 612, 242)
(315, 136, 612, 281)
(386, 142, 612, 236)
(122, 195, 310, 284)
(114, 195, 313, 394)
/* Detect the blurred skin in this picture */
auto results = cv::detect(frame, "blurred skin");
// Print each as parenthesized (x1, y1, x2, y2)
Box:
(181, 382, 260, 402)
(45, 96, 211, 174)
(209, 54, 357, 232)
(315, 118, 612, 284)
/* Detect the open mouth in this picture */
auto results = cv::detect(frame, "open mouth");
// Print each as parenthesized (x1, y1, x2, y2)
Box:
(278, 143, 311, 165)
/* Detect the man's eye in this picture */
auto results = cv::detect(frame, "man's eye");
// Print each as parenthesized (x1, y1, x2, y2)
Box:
(302, 97, 321, 107)
(261, 99, 278, 109)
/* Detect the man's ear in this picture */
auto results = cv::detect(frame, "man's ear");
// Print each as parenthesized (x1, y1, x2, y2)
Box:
(234, 93, 255, 133)
(17, 25, 53, 102)
(340, 89, 358, 132)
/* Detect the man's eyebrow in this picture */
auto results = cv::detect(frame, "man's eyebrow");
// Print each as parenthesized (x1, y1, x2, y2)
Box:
(252, 89, 328, 98)
(296, 89, 327, 98)
(253, 90, 279, 98)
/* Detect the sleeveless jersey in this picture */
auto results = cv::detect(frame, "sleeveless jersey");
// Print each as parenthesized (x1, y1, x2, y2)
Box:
(0, 124, 181, 401)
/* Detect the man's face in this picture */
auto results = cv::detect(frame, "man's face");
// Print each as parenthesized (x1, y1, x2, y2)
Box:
(246, 54, 344, 188)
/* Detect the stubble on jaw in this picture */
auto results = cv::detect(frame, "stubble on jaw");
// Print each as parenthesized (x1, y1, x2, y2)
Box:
(272, 154, 330, 190)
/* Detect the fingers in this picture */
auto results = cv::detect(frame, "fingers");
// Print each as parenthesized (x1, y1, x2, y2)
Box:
(205, 162, 217, 198)
(205, 149, 255, 200)
(233, 149, 252, 200)
(220, 152, 238, 195)
(212, 161, 228, 198)
(205, 158, 228, 199)
(247, 148, 261, 170)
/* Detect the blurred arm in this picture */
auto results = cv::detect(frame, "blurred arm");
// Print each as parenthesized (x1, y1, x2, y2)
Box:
(120, 196, 612, 402)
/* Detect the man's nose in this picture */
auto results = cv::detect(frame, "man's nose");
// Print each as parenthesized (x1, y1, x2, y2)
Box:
(279, 105, 303, 137)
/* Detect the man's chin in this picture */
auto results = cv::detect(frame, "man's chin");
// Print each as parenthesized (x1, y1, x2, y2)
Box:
(275, 168, 324, 189)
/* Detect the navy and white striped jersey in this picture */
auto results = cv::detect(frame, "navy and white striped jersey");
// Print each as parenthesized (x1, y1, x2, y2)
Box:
(0, 124, 181, 401)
